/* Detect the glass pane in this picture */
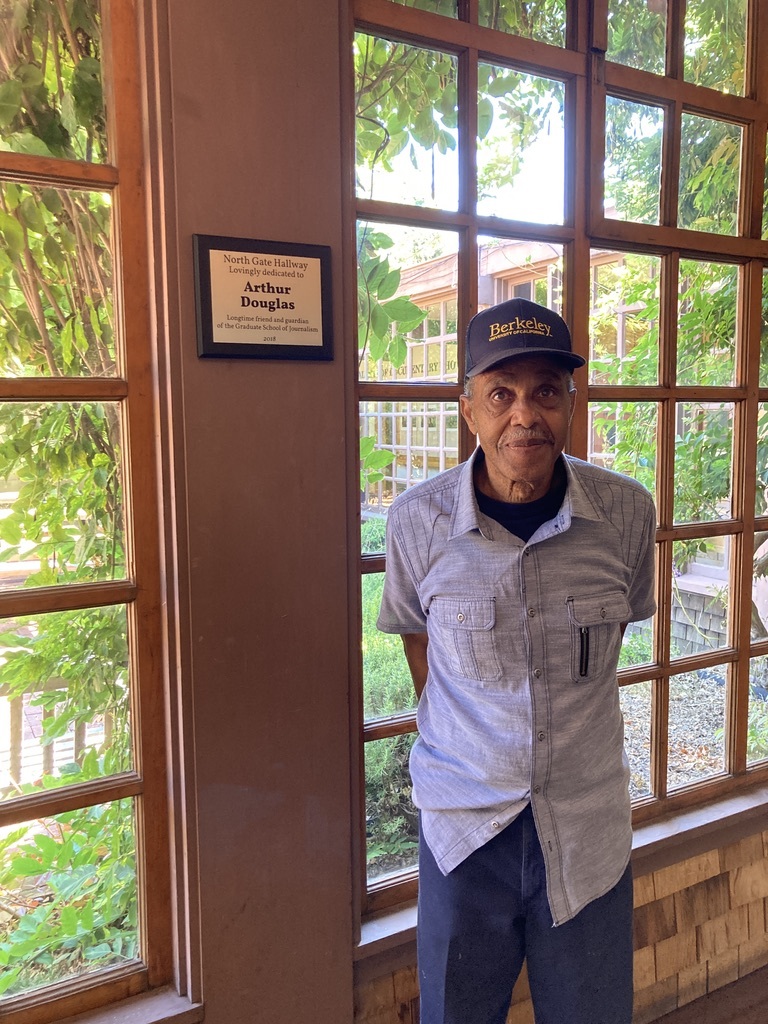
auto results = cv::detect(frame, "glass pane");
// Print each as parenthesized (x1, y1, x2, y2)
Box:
(589, 252, 660, 384)
(604, 98, 663, 225)
(366, 732, 418, 883)
(606, 0, 666, 75)
(678, 115, 741, 235)
(620, 681, 652, 800)
(619, 617, 655, 671)
(684, 1, 746, 95)
(671, 539, 730, 658)
(757, 405, 768, 518)
(362, 573, 417, 718)
(751, 532, 768, 638)
(747, 656, 768, 766)
(588, 402, 657, 499)
(479, 237, 563, 315)
(477, 64, 564, 224)
(0, 606, 131, 800)
(0, 799, 138, 998)
(668, 666, 726, 791)
(0, 184, 116, 378)
(477, 0, 566, 46)
(0, 402, 125, 588)
(388, 0, 457, 12)
(360, 401, 460, 517)
(355, 35, 458, 210)
(674, 404, 733, 524)
(357, 222, 459, 383)
(0, 0, 107, 162)
(677, 260, 737, 386)
(761, 269, 768, 384)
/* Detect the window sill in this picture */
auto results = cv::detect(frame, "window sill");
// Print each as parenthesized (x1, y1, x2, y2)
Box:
(355, 781, 768, 984)
(57, 988, 203, 1024)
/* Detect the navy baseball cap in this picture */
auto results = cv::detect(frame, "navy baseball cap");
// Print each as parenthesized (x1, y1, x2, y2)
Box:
(465, 297, 586, 377)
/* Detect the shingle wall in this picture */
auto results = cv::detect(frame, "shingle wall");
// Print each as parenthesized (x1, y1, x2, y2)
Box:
(354, 829, 768, 1024)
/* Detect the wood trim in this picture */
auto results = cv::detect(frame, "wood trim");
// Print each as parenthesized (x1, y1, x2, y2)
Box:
(0, 152, 118, 189)
(0, 580, 137, 617)
(0, 966, 148, 1024)
(104, 0, 173, 988)
(355, 0, 586, 78)
(0, 378, 128, 400)
(0, 773, 144, 827)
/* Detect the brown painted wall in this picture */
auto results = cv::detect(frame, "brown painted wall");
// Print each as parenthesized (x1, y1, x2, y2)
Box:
(153, 1, 355, 1022)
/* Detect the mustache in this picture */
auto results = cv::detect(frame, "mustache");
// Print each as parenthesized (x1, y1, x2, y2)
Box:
(499, 428, 554, 445)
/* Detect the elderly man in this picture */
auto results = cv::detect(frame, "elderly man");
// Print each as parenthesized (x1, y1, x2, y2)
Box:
(377, 298, 656, 1024)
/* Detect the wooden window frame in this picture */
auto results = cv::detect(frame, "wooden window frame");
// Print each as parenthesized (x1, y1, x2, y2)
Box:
(351, 0, 768, 920)
(0, 3, 178, 1021)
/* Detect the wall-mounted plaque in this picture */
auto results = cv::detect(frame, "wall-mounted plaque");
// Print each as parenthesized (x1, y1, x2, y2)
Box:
(193, 234, 333, 360)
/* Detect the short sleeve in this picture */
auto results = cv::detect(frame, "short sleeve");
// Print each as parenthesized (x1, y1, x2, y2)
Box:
(627, 493, 657, 622)
(376, 507, 428, 635)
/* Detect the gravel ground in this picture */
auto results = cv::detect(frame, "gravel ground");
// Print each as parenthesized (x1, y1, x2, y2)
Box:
(621, 669, 727, 798)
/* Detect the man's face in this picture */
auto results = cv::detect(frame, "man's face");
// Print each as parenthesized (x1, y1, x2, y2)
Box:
(459, 355, 576, 503)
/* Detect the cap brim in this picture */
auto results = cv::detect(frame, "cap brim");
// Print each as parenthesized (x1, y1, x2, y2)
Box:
(466, 346, 586, 377)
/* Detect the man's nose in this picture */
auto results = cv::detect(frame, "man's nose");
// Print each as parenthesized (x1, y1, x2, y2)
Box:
(509, 394, 540, 428)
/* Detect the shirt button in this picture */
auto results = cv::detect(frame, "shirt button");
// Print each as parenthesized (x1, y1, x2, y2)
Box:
(528, 607, 536, 617)
(600, 608, 606, 618)
(491, 820, 500, 829)
(457, 612, 465, 622)
(533, 786, 541, 795)
(538, 731, 546, 742)
(533, 668, 542, 678)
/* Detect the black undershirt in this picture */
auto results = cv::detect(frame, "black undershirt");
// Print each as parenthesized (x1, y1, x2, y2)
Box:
(475, 457, 567, 542)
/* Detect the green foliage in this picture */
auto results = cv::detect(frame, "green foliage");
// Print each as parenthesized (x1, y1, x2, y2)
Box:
(356, 224, 427, 492)
(478, 0, 565, 44)
(356, 224, 426, 372)
(365, 733, 418, 873)
(360, 523, 418, 873)
(361, 566, 414, 721)
(618, 624, 654, 671)
(354, 33, 457, 198)
(683, 0, 747, 94)
(476, 64, 564, 209)
(0, 800, 138, 996)
(606, 0, 666, 75)
(0, 0, 106, 162)
(678, 115, 740, 234)
(747, 698, 768, 763)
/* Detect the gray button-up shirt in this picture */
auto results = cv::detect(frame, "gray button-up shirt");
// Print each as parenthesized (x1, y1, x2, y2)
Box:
(377, 449, 656, 925)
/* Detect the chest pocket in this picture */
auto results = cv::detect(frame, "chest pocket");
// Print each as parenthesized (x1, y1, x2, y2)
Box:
(430, 596, 502, 683)
(567, 593, 631, 682)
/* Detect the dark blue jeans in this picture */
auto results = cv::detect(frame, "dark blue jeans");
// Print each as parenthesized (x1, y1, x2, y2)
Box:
(417, 805, 633, 1024)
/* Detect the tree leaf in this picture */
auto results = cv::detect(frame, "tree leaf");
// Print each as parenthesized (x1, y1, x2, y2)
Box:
(0, 211, 25, 257)
(0, 79, 23, 129)
(477, 96, 494, 140)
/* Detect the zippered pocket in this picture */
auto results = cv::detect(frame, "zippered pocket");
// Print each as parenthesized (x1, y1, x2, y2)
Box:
(567, 593, 631, 682)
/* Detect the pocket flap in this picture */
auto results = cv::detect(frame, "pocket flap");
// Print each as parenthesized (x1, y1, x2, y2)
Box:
(567, 593, 631, 626)
(431, 596, 496, 630)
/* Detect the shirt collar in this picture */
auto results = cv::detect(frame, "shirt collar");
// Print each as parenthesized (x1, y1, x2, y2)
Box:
(449, 449, 602, 541)
(449, 447, 488, 539)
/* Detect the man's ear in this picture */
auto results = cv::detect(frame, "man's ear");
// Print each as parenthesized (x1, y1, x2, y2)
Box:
(568, 387, 577, 422)
(459, 394, 478, 435)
